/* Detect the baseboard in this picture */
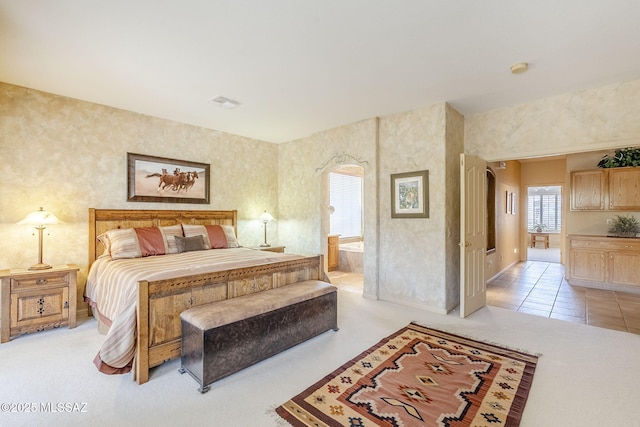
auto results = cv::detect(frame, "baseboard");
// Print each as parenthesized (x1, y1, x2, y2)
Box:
(566, 278, 640, 295)
(487, 260, 519, 284)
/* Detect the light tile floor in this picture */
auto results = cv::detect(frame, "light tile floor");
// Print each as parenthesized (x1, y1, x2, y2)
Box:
(329, 264, 640, 335)
(487, 260, 640, 334)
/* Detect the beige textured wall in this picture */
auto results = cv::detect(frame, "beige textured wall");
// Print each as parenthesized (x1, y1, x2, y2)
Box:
(377, 104, 450, 313)
(0, 83, 279, 309)
(444, 104, 464, 310)
(465, 79, 640, 161)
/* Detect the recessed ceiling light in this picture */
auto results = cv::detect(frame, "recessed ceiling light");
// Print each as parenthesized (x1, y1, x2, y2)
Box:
(510, 62, 529, 74)
(208, 95, 241, 109)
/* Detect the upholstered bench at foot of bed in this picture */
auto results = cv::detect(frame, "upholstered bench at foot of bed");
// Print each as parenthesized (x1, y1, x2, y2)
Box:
(179, 279, 338, 393)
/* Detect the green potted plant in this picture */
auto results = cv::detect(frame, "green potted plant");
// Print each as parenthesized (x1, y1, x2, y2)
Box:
(609, 215, 640, 238)
(597, 147, 640, 168)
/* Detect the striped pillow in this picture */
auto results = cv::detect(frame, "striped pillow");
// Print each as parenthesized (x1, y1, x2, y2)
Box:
(134, 227, 165, 257)
(159, 224, 184, 254)
(98, 228, 141, 259)
(220, 225, 239, 248)
(98, 225, 185, 259)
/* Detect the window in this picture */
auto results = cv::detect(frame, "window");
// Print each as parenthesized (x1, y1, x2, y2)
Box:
(527, 186, 562, 232)
(329, 171, 362, 238)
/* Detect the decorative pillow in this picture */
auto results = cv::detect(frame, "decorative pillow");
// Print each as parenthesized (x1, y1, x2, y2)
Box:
(134, 227, 166, 257)
(220, 225, 240, 248)
(181, 224, 211, 248)
(98, 228, 142, 259)
(206, 225, 228, 249)
(175, 235, 207, 253)
(182, 223, 237, 249)
(159, 224, 183, 254)
(96, 233, 112, 257)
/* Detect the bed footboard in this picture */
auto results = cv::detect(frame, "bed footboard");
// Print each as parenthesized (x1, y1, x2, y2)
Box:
(134, 254, 324, 384)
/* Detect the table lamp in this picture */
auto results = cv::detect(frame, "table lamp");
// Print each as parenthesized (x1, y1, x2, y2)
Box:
(18, 207, 62, 270)
(259, 210, 275, 247)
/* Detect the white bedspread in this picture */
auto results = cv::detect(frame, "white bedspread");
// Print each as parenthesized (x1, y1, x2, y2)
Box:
(85, 247, 304, 372)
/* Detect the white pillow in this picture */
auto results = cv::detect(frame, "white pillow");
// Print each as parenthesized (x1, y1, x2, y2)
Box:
(98, 228, 141, 259)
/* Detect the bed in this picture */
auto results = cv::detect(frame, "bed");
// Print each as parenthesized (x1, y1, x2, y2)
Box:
(85, 208, 325, 384)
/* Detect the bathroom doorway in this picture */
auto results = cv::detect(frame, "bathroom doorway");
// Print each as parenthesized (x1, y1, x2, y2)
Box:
(327, 165, 364, 290)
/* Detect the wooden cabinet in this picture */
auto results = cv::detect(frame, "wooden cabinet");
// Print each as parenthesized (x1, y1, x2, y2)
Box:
(608, 167, 640, 210)
(1, 265, 78, 343)
(570, 169, 606, 210)
(327, 234, 339, 271)
(567, 236, 640, 292)
(570, 167, 640, 211)
(607, 250, 640, 286)
(569, 247, 606, 282)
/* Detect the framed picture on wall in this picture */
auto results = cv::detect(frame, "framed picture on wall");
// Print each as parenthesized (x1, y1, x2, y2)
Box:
(391, 170, 429, 218)
(127, 152, 210, 204)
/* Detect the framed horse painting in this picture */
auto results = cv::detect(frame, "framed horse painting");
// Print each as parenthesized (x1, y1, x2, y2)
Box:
(127, 153, 210, 204)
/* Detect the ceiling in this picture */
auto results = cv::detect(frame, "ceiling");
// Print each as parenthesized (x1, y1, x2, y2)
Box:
(2, 1, 640, 144)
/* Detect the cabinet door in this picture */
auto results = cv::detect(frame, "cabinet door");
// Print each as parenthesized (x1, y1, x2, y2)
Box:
(11, 287, 69, 329)
(608, 168, 640, 210)
(569, 249, 605, 282)
(570, 170, 606, 210)
(607, 251, 640, 287)
(327, 236, 339, 271)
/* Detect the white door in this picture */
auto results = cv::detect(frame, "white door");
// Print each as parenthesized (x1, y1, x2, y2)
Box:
(460, 153, 487, 317)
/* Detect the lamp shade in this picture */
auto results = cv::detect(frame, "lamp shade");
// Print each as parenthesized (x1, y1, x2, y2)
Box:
(18, 207, 62, 227)
(259, 211, 275, 222)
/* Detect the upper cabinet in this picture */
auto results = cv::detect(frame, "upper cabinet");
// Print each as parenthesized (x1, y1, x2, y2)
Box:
(608, 167, 640, 210)
(570, 169, 606, 210)
(571, 167, 640, 211)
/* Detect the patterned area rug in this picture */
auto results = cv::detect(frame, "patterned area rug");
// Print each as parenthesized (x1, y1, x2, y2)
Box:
(276, 323, 538, 427)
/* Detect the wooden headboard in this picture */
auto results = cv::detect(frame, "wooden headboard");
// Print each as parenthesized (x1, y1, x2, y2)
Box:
(88, 208, 238, 266)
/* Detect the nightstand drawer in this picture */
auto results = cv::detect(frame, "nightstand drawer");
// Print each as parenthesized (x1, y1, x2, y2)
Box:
(10, 271, 71, 292)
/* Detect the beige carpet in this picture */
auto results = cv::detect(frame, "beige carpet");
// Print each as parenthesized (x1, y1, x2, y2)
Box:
(1, 287, 639, 426)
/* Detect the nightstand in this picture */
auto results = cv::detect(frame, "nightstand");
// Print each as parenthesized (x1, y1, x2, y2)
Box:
(1, 264, 79, 343)
(254, 246, 286, 253)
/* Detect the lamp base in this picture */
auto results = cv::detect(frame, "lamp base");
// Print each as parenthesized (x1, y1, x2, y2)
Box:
(28, 263, 53, 271)
(260, 243, 271, 247)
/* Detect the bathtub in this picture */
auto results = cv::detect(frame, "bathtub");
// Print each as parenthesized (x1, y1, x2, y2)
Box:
(338, 241, 363, 273)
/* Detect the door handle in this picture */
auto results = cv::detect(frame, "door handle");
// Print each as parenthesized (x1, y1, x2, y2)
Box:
(458, 242, 471, 247)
